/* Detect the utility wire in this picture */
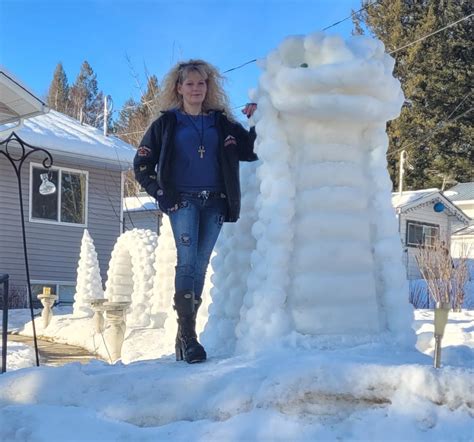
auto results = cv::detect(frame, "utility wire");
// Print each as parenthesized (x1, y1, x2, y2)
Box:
(321, 0, 381, 31)
(113, 0, 383, 114)
(387, 104, 473, 159)
(389, 13, 473, 54)
(114, 9, 472, 119)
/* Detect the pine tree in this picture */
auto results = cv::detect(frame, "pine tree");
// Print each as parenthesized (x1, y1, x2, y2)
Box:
(353, 0, 473, 190)
(69, 60, 104, 128)
(46, 62, 70, 114)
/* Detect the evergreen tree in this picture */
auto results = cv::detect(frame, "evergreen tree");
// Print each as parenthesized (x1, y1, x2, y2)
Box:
(46, 62, 70, 114)
(113, 74, 161, 196)
(114, 74, 160, 146)
(69, 61, 104, 128)
(353, 0, 473, 190)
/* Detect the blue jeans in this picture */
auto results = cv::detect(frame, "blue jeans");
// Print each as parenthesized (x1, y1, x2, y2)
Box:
(168, 193, 227, 299)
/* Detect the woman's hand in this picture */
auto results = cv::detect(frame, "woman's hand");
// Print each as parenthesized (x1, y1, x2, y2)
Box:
(241, 103, 257, 118)
(156, 189, 179, 213)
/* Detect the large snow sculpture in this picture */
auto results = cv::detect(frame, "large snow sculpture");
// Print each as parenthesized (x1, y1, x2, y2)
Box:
(205, 32, 414, 353)
(73, 229, 104, 317)
(201, 163, 259, 355)
(104, 229, 158, 327)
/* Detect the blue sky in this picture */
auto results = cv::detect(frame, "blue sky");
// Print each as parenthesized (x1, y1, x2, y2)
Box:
(1, 0, 362, 119)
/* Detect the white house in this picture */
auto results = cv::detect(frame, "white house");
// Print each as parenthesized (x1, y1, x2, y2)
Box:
(0, 72, 136, 304)
(445, 183, 474, 261)
(392, 189, 471, 279)
(0, 68, 49, 128)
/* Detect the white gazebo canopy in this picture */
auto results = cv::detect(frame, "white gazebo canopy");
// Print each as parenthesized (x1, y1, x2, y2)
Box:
(0, 68, 49, 125)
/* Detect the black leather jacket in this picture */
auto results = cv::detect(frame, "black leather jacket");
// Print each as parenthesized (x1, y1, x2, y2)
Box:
(133, 110, 258, 222)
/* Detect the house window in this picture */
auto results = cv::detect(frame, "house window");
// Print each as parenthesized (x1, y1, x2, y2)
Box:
(31, 282, 76, 305)
(30, 164, 88, 226)
(406, 221, 440, 247)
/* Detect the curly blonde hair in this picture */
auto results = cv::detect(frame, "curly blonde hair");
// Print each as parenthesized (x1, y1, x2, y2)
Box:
(158, 59, 234, 119)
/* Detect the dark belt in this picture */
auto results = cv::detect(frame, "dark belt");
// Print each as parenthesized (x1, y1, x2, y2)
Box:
(180, 191, 227, 200)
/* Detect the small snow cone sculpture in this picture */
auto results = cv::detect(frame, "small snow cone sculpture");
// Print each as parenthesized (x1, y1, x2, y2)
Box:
(104, 229, 158, 328)
(73, 229, 104, 317)
(206, 32, 414, 354)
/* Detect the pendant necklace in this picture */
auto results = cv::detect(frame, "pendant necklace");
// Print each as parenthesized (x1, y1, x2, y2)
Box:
(184, 111, 206, 159)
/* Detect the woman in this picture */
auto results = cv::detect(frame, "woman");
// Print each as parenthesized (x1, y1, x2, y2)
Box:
(133, 60, 258, 364)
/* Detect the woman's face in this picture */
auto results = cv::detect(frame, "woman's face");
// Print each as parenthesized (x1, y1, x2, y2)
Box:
(177, 70, 207, 110)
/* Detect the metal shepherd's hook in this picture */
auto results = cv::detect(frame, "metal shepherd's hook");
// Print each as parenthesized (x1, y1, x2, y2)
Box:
(0, 131, 54, 368)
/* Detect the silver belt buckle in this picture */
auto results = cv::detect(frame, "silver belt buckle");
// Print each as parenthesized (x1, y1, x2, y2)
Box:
(199, 190, 210, 200)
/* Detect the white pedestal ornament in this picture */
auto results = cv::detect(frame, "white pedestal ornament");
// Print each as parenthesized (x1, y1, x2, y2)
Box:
(103, 301, 130, 363)
(37, 288, 58, 328)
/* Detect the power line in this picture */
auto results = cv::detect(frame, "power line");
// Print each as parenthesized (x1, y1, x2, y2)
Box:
(114, 1, 382, 113)
(223, 59, 258, 74)
(389, 13, 473, 54)
(321, 0, 381, 31)
(387, 103, 473, 159)
(111, 6, 472, 169)
(222, 0, 382, 73)
(114, 7, 472, 120)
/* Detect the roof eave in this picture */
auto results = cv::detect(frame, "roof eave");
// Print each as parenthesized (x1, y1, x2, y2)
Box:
(398, 193, 471, 225)
(0, 69, 49, 124)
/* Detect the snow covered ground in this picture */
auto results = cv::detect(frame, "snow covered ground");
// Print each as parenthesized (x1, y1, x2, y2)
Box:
(1, 308, 473, 441)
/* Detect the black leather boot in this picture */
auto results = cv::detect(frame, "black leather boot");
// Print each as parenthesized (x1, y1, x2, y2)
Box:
(174, 290, 206, 363)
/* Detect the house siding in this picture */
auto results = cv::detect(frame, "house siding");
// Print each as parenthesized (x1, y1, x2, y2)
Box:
(0, 154, 123, 302)
(398, 204, 451, 279)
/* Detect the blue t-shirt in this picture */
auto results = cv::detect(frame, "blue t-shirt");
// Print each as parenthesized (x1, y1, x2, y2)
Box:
(170, 110, 225, 192)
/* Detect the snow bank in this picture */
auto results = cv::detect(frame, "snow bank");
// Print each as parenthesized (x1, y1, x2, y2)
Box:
(0, 340, 472, 442)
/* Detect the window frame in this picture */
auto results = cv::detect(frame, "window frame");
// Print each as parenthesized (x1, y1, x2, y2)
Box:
(29, 162, 89, 227)
(30, 280, 76, 305)
(406, 220, 440, 247)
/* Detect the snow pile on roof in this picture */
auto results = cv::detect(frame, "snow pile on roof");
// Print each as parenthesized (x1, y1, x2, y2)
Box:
(123, 194, 158, 212)
(391, 188, 439, 208)
(15, 110, 135, 167)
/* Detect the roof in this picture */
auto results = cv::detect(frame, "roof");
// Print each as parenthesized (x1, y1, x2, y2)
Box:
(392, 188, 471, 225)
(391, 188, 439, 208)
(444, 183, 474, 202)
(123, 194, 159, 212)
(15, 110, 135, 169)
(452, 223, 474, 237)
(0, 68, 49, 125)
